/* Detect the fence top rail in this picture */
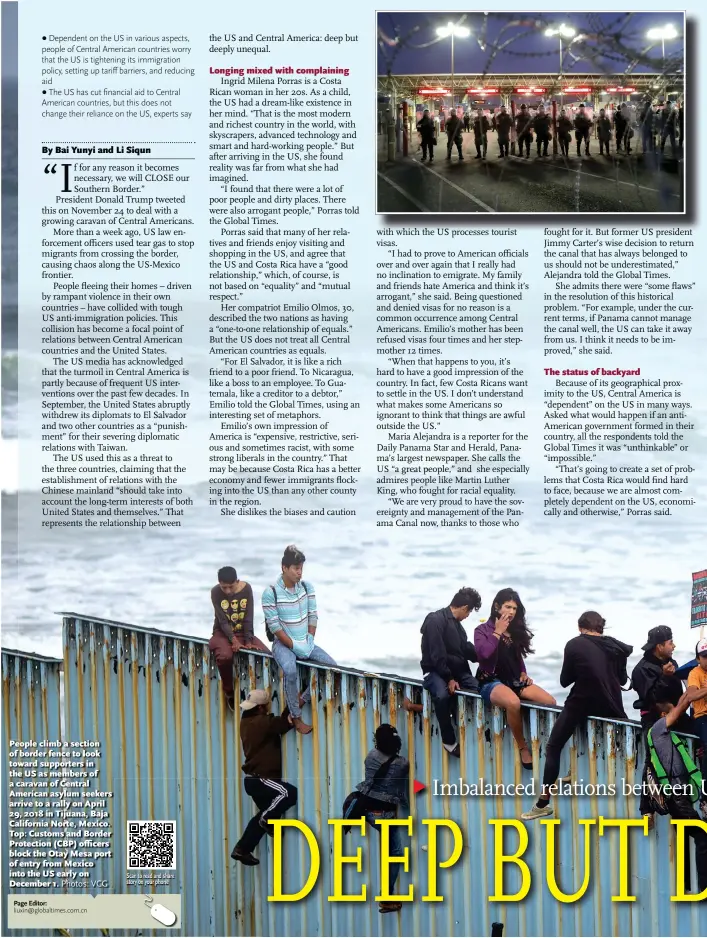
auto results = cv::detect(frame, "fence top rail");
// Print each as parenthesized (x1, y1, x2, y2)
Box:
(58, 610, 419, 679)
(48, 612, 662, 732)
(0, 646, 63, 664)
(59, 610, 220, 645)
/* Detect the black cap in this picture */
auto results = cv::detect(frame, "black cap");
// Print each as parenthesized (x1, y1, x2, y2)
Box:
(375, 723, 402, 754)
(642, 625, 673, 651)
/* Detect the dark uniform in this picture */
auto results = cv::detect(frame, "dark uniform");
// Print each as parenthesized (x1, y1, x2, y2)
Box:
(639, 103, 654, 153)
(515, 106, 533, 157)
(445, 112, 464, 161)
(557, 113, 572, 158)
(659, 105, 677, 155)
(532, 110, 551, 157)
(495, 110, 512, 157)
(596, 113, 612, 156)
(472, 113, 490, 159)
(573, 108, 591, 155)
(416, 113, 436, 162)
(614, 108, 628, 152)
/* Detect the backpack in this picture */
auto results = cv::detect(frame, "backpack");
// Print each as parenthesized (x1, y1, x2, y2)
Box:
(341, 756, 396, 834)
(647, 726, 703, 804)
(264, 581, 311, 643)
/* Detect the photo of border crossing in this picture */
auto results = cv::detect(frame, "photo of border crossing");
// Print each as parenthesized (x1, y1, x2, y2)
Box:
(377, 12, 685, 214)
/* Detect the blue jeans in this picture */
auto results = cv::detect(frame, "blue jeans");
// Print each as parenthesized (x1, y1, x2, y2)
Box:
(480, 680, 504, 705)
(271, 640, 336, 718)
(423, 671, 478, 746)
(366, 809, 402, 894)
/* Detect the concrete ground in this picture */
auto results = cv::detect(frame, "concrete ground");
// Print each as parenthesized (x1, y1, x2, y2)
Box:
(377, 129, 684, 214)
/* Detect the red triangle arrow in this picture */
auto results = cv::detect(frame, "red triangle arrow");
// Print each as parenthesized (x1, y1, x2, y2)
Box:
(413, 779, 426, 794)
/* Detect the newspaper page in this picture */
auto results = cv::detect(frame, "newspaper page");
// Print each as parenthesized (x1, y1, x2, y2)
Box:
(1, 2, 705, 936)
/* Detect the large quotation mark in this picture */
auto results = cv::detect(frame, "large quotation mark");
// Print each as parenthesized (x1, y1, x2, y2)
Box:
(44, 162, 72, 192)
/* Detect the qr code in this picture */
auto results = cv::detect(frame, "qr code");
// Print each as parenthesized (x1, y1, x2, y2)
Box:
(127, 821, 176, 869)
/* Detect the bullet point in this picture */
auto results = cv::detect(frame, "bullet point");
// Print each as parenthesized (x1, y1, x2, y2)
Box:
(42, 36, 46, 40)
(42, 90, 46, 94)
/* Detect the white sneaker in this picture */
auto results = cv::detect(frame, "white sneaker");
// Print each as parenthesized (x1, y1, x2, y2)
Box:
(521, 803, 554, 820)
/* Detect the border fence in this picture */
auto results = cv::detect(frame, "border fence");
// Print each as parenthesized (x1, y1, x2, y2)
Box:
(2, 614, 704, 936)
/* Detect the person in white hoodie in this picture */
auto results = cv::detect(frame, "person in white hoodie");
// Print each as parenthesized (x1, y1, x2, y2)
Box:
(262, 545, 337, 735)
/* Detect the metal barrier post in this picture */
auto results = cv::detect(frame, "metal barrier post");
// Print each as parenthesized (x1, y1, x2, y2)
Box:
(386, 108, 396, 162)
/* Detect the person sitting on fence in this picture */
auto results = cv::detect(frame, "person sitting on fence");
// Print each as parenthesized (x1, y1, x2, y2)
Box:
(522, 611, 632, 820)
(262, 545, 337, 735)
(356, 723, 410, 914)
(420, 587, 482, 757)
(231, 689, 297, 867)
(209, 566, 269, 713)
(475, 588, 556, 770)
